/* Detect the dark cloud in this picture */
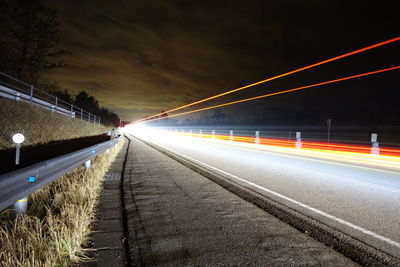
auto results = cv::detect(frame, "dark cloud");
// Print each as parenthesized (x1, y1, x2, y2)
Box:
(43, 0, 398, 121)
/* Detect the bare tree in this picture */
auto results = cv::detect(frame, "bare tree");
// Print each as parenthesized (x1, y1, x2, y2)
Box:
(0, 0, 70, 84)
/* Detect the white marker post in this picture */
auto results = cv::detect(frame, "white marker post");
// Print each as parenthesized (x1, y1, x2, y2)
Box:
(255, 131, 260, 144)
(199, 129, 202, 138)
(327, 119, 332, 143)
(212, 130, 215, 138)
(371, 133, 379, 155)
(295, 131, 302, 148)
(229, 130, 234, 141)
(84, 159, 91, 169)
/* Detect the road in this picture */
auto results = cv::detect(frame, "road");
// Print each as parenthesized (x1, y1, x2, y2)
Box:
(130, 131, 400, 260)
(122, 136, 357, 266)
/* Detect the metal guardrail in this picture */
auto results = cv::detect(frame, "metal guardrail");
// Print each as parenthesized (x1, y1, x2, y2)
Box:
(0, 136, 121, 213)
(0, 71, 100, 124)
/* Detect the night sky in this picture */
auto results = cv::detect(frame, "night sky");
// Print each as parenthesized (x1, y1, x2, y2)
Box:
(43, 0, 398, 123)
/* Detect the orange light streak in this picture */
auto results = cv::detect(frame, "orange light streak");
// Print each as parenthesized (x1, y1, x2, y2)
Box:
(174, 132, 400, 168)
(135, 36, 400, 123)
(142, 66, 400, 122)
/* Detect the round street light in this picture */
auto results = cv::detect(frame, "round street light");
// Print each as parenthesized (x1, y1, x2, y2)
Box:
(12, 133, 25, 165)
(12, 133, 25, 144)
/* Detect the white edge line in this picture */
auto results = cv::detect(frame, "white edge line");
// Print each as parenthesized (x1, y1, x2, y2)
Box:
(144, 137, 400, 249)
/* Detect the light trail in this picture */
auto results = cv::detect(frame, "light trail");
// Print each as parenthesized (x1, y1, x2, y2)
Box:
(180, 133, 400, 170)
(141, 65, 400, 123)
(134, 36, 400, 123)
(126, 125, 400, 171)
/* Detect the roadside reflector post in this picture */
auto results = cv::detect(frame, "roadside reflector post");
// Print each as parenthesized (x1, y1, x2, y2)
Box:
(255, 131, 260, 144)
(84, 159, 91, 169)
(13, 197, 28, 217)
(212, 130, 215, 138)
(229, 130, 234, 141)
(371, 133, 379, 155)
(13, 175, 36, 217)
(327, 119, 332, 143)
(199, 129, 202, 138)
(105, 149, 110, 154)
(189, 129, 192, 137)
(295, 131, 302, 148)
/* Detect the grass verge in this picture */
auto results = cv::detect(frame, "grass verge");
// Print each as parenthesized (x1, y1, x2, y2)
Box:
(0, 98, 109, 150)
(0, 138, 124, 266)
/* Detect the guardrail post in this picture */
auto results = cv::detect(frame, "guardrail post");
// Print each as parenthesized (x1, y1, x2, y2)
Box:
(14, 91, 20, 101)
(371, 133, 379, 155)
(70, 104, 74, 117)
(212, 130, 215, 138)
(295, 131, 302, 148)
(29, 85, 33, 103)
(98, 117, 101, 125)
(255, 131, 260, 144)
(80, 109, 83, 120)
(13, 197, 28, 216)
(229, 130, 233, 141)
(55, 96, 58, 111)
(88, 112, 91, 123)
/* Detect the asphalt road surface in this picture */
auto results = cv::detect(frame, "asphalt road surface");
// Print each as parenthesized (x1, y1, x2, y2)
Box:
(122, 136, 358, 266)
(129, 132, 400, 261)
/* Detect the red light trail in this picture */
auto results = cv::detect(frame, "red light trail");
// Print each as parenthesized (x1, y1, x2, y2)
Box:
(141, 65, 400, 123)
(134, 36, 400, 123)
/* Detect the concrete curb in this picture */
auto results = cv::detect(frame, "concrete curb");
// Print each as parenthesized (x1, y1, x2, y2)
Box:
(82, 138, 129, 267)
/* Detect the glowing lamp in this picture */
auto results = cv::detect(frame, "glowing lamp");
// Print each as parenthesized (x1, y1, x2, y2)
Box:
(12, 133, 25, 144)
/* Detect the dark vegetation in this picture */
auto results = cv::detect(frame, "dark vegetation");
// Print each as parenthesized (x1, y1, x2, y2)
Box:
(0, 0, 120, 126)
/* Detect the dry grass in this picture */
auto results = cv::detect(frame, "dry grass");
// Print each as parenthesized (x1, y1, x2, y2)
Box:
(0, 98, 109, 150)
(0, 139, 124, 266)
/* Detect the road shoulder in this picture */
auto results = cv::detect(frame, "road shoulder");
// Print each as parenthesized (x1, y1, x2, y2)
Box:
(81, 137, 129, 267)
(123, 136, 358, 266)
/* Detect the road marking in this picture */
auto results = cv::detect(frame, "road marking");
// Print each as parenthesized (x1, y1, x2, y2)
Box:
(146, 137, 400, 249)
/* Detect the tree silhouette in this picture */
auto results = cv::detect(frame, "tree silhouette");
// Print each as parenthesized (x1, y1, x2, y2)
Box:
(0, 0, 70, 84)
(74, 91, 120, 126)
(74, 91, 99, 114)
